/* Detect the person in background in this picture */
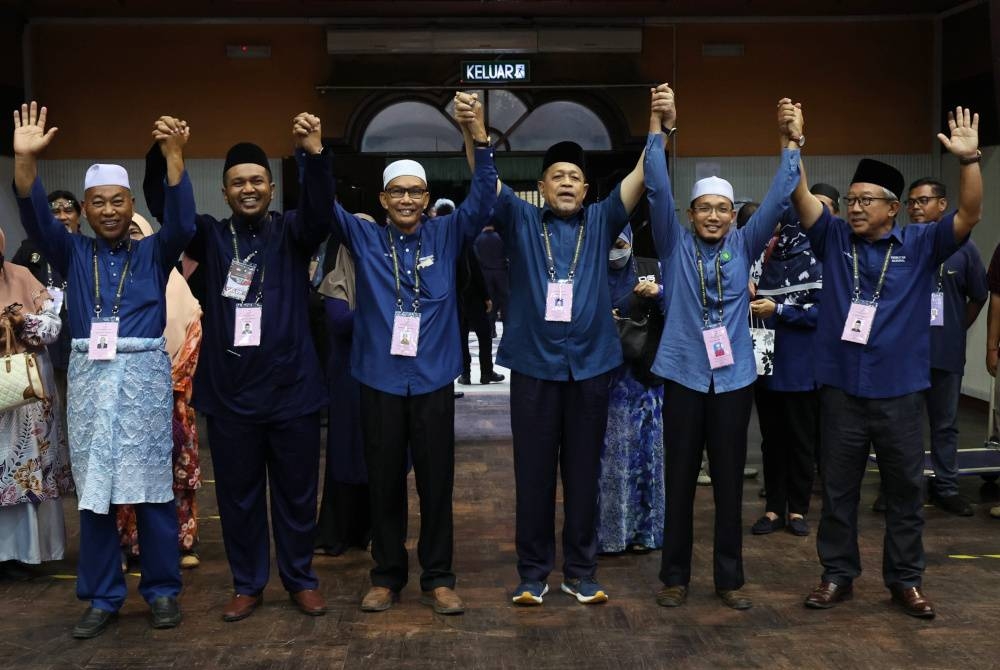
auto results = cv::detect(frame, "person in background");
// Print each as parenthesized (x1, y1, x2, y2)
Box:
(116, 214, 203, 570)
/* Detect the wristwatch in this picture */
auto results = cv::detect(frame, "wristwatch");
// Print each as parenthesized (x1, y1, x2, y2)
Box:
(791, 134, 805, 147)
(473, 137, 492, 148)
(959, 149, 982, 165)
(663, 126, 678, 139)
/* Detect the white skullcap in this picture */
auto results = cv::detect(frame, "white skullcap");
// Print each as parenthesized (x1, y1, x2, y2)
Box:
(383, 159, 427, 189)
(85, 164, 131, 191)
(691, 176, 734, 205)
(433, 198, 456, 212)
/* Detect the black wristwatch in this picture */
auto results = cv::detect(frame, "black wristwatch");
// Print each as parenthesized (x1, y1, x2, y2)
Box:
(959, 149, 982, 165)
(473, 137, 492, 148)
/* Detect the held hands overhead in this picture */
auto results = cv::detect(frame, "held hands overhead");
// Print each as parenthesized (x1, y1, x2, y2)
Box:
(292, 113, 323, 155)
(152, 116, 190, 157)
(453, 91, 489, 143)
(650, 84, 676, 133)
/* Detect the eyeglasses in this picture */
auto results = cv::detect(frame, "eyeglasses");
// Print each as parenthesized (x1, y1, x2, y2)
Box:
(843, 196, 894, 208)
(904, 196, 944, 208)
(692, 204, 733, 215)
(385, 187, 428, 200)
(49, 200, 77, 214)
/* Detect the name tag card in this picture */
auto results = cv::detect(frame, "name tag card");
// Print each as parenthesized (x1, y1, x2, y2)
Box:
(391, 311, 421, 357)
(702, 325, 734, 369)
(233, 304, 262, 347)
(222, 259, 257, 301)
(47, 286, 65, 314)
(545, 281, 573, 322)
(842, 301, 876, 344)
(88, 317, 119, 360)
(930, 292, 944, 327)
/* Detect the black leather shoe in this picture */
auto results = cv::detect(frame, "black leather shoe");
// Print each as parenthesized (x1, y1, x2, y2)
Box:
(150, 596, 182, 629)
(72, 607, 116, 639)
(751, 515, 785, 535)
(931, 492, 974, 517)
(481, 372, 505, 384)
(457, 374, 472, 385)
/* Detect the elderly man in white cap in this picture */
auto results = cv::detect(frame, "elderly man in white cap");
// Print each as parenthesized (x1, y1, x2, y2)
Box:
(644, 94, 802, 610)
(12, 102, 196, 638)
(326, 92, 497, 615)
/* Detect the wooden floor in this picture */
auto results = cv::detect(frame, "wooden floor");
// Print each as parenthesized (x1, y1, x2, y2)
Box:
(4, 393, 1000, 669)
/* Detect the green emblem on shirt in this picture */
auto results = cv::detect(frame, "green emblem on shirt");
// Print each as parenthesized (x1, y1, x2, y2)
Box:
(720, 250, 732, 263)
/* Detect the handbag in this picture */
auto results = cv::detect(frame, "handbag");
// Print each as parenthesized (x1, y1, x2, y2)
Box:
(749, 314, 774, 377)
(615, 302, 665, 387)
(0, 312, 47, 412)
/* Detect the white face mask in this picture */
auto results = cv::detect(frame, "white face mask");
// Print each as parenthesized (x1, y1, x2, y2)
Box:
(609, 247, 631, 270)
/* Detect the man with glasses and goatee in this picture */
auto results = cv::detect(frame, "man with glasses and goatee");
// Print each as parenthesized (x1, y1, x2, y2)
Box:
(326, 92, 497, 616)
(793, 107, 983, 619)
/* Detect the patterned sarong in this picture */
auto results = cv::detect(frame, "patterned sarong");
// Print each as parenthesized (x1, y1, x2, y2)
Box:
(68, 337, 173, 513)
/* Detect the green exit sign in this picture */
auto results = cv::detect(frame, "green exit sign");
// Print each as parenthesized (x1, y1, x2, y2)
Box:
(461, 60, 530, 84)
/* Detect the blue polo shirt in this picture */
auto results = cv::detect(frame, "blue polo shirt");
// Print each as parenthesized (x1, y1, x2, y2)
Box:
(492, 180, 629, 382)
(330, 146, 497, 396)
(806, 208, 964, 399)
(645, 132, 801, 393)
(928, 237, 988, 374)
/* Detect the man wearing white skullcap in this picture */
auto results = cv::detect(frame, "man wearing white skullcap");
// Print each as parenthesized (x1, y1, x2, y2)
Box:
(143, 113, 334, 623)
(12, 101, 196, 638)
(326, 92, 497, 615)
(645, 92, 802, 611)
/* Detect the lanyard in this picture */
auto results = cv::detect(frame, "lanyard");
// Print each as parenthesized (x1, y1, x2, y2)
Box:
(542, 218, 585, 282)
(936, 263, 945, 292)
(230, 222, 266, 304)
(695, 246, 724, 326)
(91, 239, 132, 317)
(851, 242, 893, 304)
(387, 226, 422, 312)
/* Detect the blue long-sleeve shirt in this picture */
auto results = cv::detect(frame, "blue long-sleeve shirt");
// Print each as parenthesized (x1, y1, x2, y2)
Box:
(806, 208, 964, 398)
(645, 132, 800, 393)
(16, 173, 196, 338)
(491, 180, 629, 382)
(144, 149, 335, 421)
(329, 146, 497, 396)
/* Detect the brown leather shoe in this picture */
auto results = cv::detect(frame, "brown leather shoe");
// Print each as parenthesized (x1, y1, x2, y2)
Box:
(222, 593, 261, 622)
(889, 585, 935, 619)
(290, 589, 327, 616)
(717, 588, 753, 610)
(360, 586, 398, 612)
(655, 585, 688, 607)
(804, 581, 853, 609)
(420, 586, 465, 615)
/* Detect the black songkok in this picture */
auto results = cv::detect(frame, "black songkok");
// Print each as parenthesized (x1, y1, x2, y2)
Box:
(223, 142, 271, 179)
(809, 182, 841, 204)
(850, 159, 904, 200)
(542, 141, 586, 177)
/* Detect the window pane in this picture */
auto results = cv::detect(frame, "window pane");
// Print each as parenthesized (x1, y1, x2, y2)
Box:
(507, 101, 611, 151)
(487, 90, 528, 134)
(361, 101, 461, 153)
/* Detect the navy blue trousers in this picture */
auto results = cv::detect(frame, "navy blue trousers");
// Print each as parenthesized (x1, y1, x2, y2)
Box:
(77, 502, 181, 612)
(510, 371, 611, 582)
(207, 413, 320, 595)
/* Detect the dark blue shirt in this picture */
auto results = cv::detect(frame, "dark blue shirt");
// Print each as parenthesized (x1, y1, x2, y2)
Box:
(928, 237, 988, 374)
(806, 208, 963, 399)
(492, 182, 629, 382)
(16, 174, 196, 338)
(145, 151, 335, 421)
(329, 147, 497, 396)
(645, 132, 801, 393)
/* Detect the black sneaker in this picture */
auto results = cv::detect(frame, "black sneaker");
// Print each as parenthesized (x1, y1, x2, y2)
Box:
(150, 596, 182, 629)
(72, 607, 116, 639)
(931, 492, 974, 517)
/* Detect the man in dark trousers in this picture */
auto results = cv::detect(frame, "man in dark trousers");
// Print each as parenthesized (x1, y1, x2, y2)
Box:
(457, 241, 504, 385)
(144, 113, 334, 623)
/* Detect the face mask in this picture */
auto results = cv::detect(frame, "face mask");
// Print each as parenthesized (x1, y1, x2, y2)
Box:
(609, 247, 631, 270)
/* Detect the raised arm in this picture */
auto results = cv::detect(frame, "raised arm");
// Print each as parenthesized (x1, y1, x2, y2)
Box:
(289, 112, 336, 254)
(618, 83, 674, 215)
(451, 91, 499, 243)
(937, 107, 982, 242)
(644, 85, 681, 259)
(785, 103, 824, 230)
(12, 102, 71, 273)
(151, 115, 197, 271)
(456, 92, 501, 199)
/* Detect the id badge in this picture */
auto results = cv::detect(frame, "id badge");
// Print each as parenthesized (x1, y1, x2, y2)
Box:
(842, 301, 877, 344)
(88, 317, 119, 361)
(391, 311, 421, 357)
(702, 325, 734, 369)
(222, 259, 256, 301)
(233, 304, 262, 347)
(545, 280, 573, 322)
(47, 286, 65, 314)
(930, 292, 944, 327)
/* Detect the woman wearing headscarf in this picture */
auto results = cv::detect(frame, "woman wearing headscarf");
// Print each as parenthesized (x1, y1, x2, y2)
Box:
(596, 225, 665, 554)
(0, 227, 73, 576)
(116, 215, 203, 569)
(314, 228, 370, 555)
